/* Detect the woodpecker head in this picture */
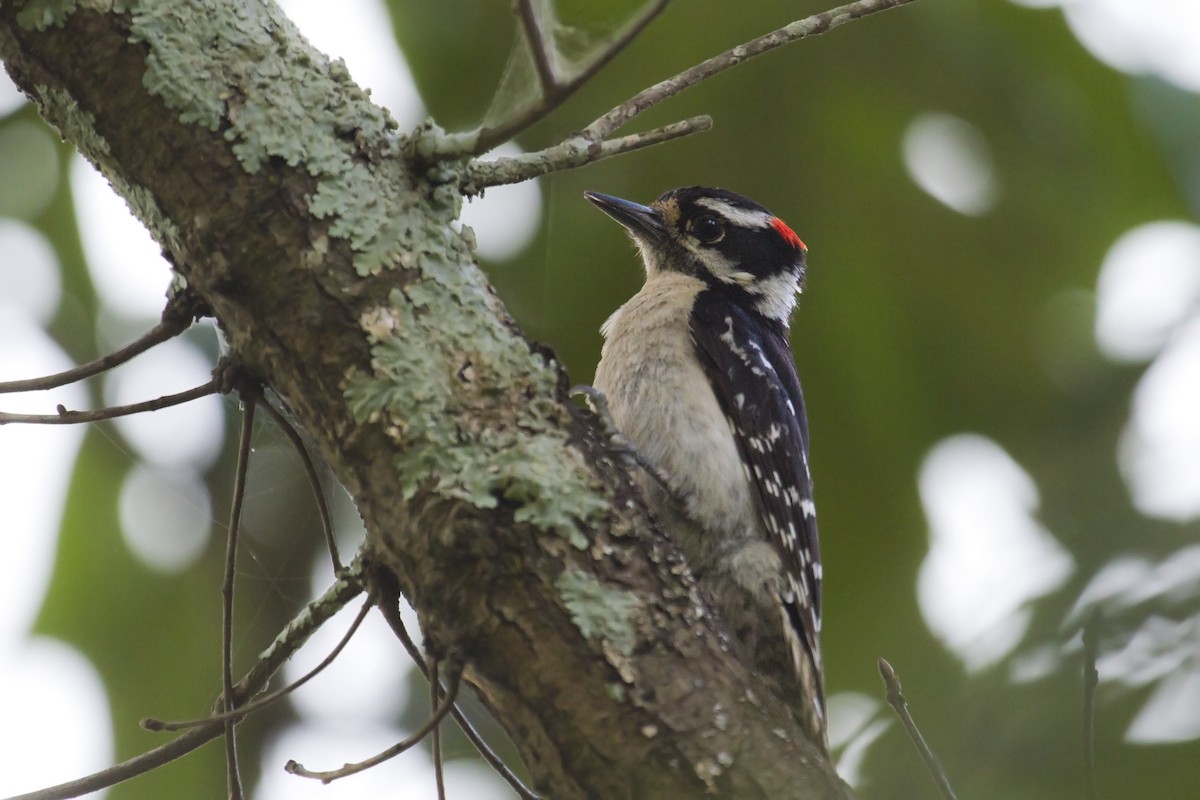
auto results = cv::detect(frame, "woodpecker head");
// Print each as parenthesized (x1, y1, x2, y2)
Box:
(585, 186, 808, 323)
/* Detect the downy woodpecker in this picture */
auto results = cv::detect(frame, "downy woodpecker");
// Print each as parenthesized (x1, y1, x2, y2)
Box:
(586, 187, 826, 749)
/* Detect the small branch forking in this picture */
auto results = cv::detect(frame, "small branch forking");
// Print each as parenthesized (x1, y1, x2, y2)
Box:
(462, 0, 671, 156)
(285, 664, 463, 783)
(516, 0, 558, 98)
(464, 0, 918, 189)
(7, 566, 364, 800)
(0, 289, 205, 395)
(375, 591, 542, 800)
(466, 115, 711, 190)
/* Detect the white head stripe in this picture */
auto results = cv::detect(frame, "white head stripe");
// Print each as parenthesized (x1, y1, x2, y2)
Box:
(694, 198, 773, 229)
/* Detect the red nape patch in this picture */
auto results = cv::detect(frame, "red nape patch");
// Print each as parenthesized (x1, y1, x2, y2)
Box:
(771, 217, 806, 251)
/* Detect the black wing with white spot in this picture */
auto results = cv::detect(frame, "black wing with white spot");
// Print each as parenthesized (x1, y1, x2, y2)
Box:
(689, 288, 824, 717)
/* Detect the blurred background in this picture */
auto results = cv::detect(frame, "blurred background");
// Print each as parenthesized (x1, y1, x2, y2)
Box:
(2, 0, 1199, 797)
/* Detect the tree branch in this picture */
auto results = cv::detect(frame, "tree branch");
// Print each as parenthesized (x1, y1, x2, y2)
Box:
(0, 377, 220, 426)
(582, 0, 919, 142)
(285, 667, 463, 783)
(4, 566, 364, 800)
(0, 290, 203, 394)
(438, 0, 671, 156)
(516, 0, 558, 98)
(468, 115, 712, 189)
(460, 0, 916, 189)
(0, 0, 912, 795)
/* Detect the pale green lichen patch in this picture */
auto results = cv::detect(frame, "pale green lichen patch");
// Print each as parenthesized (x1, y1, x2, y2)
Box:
(74, 1, 607, 537)
(346, 287, 609, 545)
(16, 0, 78, 31)
(120, 0, 410, 276)
(556, 568, 641, 658)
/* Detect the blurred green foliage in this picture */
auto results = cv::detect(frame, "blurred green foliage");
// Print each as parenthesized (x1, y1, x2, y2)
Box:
(4, 0, 1199, 797)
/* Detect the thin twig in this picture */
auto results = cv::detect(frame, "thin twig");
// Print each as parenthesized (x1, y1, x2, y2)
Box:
(468, 115, 711, 190)
(878, 658, 957, 800)
(142, 595, 374, 731)
(375, 595, 542, 800)
(0, 378, 220, 425)
(0, 314, 191, 395)
(5, 565, 364, 800)
(222, 396, 256, 800)
(516, 0, 557, 97)
(583, 0, 918, 142)
(256, 396, 340, 570)
(1082, 611, 1101, 800)
(464, 0, 917, 187)
(441, 0, 670, 156)
(285, 668, 462, 783)
(431, 659, 447, 800)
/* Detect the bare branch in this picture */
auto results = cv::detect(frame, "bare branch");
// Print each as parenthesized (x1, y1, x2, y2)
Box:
(4, 566, 364, 800)
(376, 595, 542, 800)
(468, 115, 711, 190)
(143, 595, 373, 732)
(256, 396, 341, 570)
(878, 658, 958, 800)
(583, 0, 919, 141)
(517, 0, 557, 97)
(432, 0, 670, 157)
(285, 666, 463, 783)
(0, 291, 204, 395)
(0, 377, 220, 425)
(461, 0, 913, 188)
(221, 396, 256, 800)
(430, 659, 447, 800)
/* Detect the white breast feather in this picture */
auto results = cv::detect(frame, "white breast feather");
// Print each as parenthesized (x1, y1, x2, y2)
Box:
(594, 272, 763, 546)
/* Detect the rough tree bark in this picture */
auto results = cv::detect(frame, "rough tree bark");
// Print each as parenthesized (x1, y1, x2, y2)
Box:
(0, 1, 861, 797)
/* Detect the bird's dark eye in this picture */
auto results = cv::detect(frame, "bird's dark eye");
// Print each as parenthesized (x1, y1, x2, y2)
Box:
(692, 215, 724, 244)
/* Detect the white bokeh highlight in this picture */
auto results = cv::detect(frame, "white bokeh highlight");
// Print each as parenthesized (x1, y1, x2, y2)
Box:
(71, 154, 173, 321)
(0, 219, 61, 325)
(282, 590, 411, 725)
(1119, 318, 1200, 520)
(0, 637, 113, 797)
(0, 239, 109, 800)
(1024, 0, 1200, 93)
(0, 68, 25, 117)
(1071, 550, 1200, 746)
(917, 434, 1075, 670)
(278, 0, 424, 130)
(827, 692, 889, 788)
(1094, 221, 1200, 363)
(119, 464, 213, 573)
(0, 321, 87, 647)
(1072, 546, 1200, 618)
(460, 144, 544, 262)
(902, 112, 998, 216)
(1126, 659, 1200, 744)
(103, 338, 225, 470)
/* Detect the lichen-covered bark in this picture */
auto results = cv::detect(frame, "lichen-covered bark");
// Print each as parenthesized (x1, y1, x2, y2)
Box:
(0, 2, 849, 797)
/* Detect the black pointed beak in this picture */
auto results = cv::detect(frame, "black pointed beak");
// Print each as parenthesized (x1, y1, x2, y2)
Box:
(584, 191, 666, 245)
